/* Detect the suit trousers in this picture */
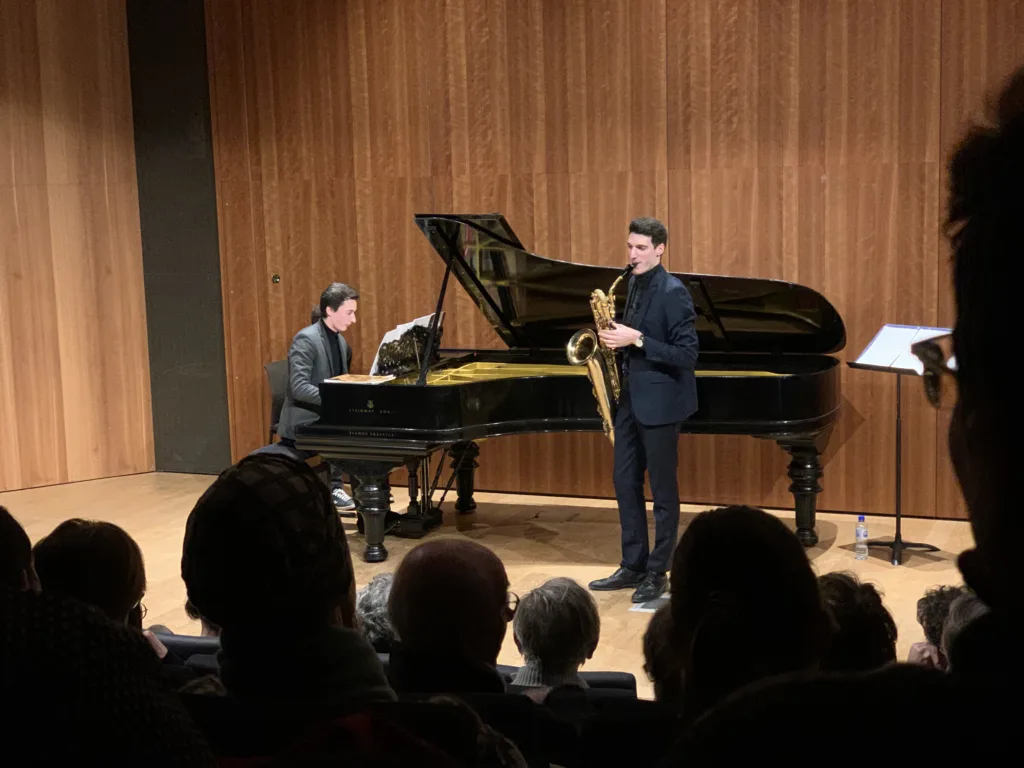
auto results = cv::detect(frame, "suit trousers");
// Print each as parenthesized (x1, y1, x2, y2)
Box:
(612, 386, 682, 574)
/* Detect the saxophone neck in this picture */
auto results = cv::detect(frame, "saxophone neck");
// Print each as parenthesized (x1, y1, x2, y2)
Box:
(608, 264, 633, 295)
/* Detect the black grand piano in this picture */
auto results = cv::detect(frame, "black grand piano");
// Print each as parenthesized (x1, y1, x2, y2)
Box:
(297, 214, 846, 562)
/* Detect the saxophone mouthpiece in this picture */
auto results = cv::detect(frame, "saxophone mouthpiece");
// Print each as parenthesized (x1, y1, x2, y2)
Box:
(623, 264, 635, 275)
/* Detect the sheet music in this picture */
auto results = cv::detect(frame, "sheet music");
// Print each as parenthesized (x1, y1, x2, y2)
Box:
(853, 324, 951, 375)
(326, 373, 395, 385)
(368, 312, 441, 376)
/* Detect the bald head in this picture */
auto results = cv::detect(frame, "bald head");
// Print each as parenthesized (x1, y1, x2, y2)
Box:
(389, 539, 510, 666)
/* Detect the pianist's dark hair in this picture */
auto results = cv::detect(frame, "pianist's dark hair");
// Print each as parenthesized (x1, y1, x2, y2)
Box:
(916, 584, 969, 648)
(319, 282, 359, 319)
(310, 305, 321, 325)
(629, 217, 668, 248)
(947, 65, 1023, 410)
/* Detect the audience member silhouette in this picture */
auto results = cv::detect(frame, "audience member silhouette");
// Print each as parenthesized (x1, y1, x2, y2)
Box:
(388, 539, 577, 766)
(944, 65, 1022, 635)
(668, 505, 829, 725)
(642, 602, 683, 710)
(673, 65, 1024, 764)
(387, 538, 514, 695)
(511, 577, 599, 692)
(817, 571, 897, 672)
(32, 518, 146, 626)
(941, 591, 990, 673)
(180, 452, 393, 705)
(0, 587, 213, 764)
(185, 598, 221, 637)
(0, 506, 40, 592)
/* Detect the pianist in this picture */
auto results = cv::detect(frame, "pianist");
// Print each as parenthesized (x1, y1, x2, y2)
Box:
(590, 218, 699, 603)
(277, 282, 360, 511)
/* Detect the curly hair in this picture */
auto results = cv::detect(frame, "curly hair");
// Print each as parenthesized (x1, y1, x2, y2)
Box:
(818, 571, 897, 672)
(916, 585, 968, 647)
(356, 572, 397, 652)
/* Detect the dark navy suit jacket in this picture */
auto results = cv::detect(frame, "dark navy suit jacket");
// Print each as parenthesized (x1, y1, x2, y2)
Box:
(620, 266, 699, 426)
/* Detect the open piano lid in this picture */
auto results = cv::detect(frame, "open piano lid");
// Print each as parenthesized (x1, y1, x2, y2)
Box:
(414, 214, 846, 355)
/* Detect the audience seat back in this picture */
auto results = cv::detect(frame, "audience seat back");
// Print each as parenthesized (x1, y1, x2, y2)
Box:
(181, 694, 480, 764)
(154, 632, 219, 661)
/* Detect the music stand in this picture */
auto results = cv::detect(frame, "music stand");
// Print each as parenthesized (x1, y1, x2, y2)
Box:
(848, 324, 946, 565)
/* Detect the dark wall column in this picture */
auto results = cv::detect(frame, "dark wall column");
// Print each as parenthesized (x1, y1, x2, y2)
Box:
(127, 0, 231, 474)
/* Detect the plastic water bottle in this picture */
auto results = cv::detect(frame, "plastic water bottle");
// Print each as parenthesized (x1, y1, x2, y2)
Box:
(855, 515, 869, 560)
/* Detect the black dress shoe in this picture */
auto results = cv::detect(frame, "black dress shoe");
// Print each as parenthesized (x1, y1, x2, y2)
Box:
(631, 572, 667, 603)
(588, 567, 646, 591)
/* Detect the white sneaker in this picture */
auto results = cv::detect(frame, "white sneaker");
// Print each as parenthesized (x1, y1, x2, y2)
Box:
(332, 487, 356, 511)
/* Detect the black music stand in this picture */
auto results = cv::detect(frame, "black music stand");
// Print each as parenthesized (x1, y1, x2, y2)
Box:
(848, 324, 946, 565)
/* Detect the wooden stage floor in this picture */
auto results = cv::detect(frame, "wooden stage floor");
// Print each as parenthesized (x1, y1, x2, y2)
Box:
(2, 472, 973, 699)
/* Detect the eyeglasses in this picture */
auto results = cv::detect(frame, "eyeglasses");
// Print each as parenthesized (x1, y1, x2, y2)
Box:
(910, 333, 957, 409)
(504, 592, 519, 621)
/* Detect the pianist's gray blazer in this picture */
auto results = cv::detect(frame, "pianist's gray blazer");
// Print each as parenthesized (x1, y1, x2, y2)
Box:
(277, 322, 352, 441)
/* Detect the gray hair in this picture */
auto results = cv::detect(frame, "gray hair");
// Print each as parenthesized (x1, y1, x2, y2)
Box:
(941, 591, 989, 667)
(513, 577, 600, 674)
(356, 572, 397, 652)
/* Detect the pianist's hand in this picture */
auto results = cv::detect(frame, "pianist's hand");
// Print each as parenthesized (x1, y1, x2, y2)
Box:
(599, 324, 642, 349)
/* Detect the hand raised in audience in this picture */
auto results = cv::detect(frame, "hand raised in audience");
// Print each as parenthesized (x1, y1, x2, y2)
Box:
(907, 641, 943, 670)
(142, 629, 169, 660)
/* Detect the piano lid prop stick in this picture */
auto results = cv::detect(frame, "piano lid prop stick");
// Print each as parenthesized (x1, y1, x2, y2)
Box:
(416, 227, 456, 386)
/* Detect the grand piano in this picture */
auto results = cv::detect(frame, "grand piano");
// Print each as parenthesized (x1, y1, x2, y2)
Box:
(296, 214, 846, 562)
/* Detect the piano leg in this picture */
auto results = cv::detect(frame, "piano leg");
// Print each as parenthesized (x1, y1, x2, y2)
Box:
(351, 471, 391, 563)
(780, 437, 826, 547)
(450, 441, 480, 514)
(406, 460, 421, 515)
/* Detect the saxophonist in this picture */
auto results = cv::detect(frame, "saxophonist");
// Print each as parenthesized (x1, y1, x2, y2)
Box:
(589, 217, 699, 603)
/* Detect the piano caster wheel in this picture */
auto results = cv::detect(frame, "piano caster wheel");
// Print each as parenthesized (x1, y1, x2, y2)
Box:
(796, 528, 819, 547)
(363, 542, 388, 563)
(455, 499, 476, 515)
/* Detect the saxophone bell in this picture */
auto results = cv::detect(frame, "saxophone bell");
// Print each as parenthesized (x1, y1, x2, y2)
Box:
(566, 263, 635, 446)
(566, 328, 617, 445)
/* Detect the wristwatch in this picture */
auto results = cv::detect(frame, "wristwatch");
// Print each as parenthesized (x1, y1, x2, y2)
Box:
(634, 334, 645, 348)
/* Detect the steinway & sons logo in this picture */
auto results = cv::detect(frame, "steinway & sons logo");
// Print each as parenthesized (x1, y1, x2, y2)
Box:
(350, 398, 390, 416)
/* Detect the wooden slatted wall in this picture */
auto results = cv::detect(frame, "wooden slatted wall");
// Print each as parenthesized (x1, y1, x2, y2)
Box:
(0, 0, 153, 492)
(206, 0, 1024, 519)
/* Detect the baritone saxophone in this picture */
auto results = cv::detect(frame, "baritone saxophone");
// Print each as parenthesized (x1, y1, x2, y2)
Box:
(565, 264, 634, 446)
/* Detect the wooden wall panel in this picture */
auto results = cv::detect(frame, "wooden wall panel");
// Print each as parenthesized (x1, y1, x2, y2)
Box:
(208, 0, 1023, 520)
(0, 0, 153, 492)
